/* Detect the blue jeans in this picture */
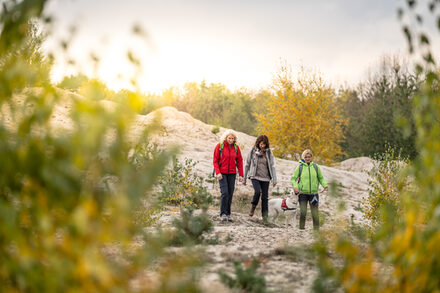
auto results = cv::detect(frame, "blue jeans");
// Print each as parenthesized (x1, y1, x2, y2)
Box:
(219, 173, 236, 216)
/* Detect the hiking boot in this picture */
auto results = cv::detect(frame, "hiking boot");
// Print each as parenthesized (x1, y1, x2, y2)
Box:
(227, 215, 233, 222)
(221, 214, 228, 222)
(248, 205, 257, 217)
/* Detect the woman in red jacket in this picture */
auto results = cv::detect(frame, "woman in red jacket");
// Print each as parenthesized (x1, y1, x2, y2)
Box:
(213, 130, 244, 222)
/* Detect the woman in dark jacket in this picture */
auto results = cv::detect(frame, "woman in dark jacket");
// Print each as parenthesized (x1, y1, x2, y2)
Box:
(213, 129, 244, 222)
(243, 135, 277, 220)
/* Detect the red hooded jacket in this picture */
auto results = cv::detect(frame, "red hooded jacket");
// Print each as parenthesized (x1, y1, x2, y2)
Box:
(213, 141, 244, 176)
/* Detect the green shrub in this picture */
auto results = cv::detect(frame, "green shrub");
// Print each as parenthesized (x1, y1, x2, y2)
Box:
(134, 201, 164, 227)
(57, 73, 89, 91)
(170, 206, 213, 245)
(363, 146, 409, 228)
(211, 125, 220, 134)
(218, 258, 267, 293)
(129, 141, 164, 170)
(158, 158, 214, 208)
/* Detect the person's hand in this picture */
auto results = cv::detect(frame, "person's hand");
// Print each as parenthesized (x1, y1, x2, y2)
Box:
(323, 187, 328, 192)
(294, 187, 299, 194)
(273, 182, 277, 187)
(217, 173, 223, 181)
(238, 176, 243, 182)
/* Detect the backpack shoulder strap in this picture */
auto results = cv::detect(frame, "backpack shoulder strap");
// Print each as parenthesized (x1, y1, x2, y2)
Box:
(219, 142, 224, 161)
(297, 164, 303, 183)
(213, 143, 224, 176)
(297, 163, 319, 183)
(220, 142, 237, 153)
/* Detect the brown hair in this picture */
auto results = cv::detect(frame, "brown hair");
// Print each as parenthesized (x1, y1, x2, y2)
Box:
(255, 135, 270, 149)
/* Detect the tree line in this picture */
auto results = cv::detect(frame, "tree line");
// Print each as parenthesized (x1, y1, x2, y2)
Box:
(58, 57, 419, 162)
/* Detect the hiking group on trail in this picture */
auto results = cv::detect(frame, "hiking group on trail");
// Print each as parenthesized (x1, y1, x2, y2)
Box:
(213, 130, 328, 229)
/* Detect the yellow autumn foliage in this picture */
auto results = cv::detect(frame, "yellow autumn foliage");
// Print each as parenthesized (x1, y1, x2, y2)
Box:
(256, 66, 346, 164)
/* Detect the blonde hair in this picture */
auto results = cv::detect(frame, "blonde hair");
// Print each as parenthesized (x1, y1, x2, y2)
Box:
(220, 129, 237, 143)
(302, 149, 313, 159)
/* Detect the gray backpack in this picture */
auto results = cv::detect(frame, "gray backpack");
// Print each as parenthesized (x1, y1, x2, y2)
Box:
(296, 163, 318, 183)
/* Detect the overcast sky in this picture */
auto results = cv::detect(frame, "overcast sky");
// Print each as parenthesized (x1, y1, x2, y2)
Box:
(44, 0, 435, 93)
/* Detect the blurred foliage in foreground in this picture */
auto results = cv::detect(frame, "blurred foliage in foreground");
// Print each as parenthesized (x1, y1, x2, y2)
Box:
(313, 1, 440, 292)
(0, 1, 205, 291)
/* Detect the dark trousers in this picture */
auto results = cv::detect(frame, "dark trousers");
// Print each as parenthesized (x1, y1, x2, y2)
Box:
(219, 173, 236, 216)
(298, 194, 319, 229)
(251, 179, 270, 218)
